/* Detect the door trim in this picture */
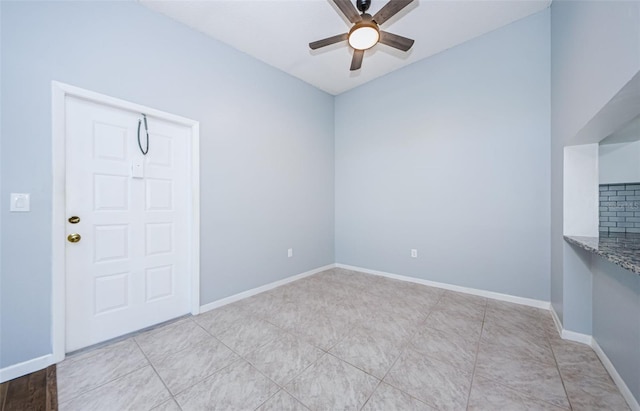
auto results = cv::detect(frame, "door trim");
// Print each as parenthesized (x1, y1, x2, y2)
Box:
(51, 81, 200, 363)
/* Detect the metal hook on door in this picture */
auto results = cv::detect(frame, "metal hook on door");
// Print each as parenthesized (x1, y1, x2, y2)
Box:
(137, 114, 149, 155)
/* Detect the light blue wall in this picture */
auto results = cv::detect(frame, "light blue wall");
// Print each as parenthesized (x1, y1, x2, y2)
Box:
(0, 1, 335, 368)
(592, 257, 640, 401)
(550, 0, 640, 324)
(563, 242, 592, 334)
(550, 0, 640, 403)
(335, 10, 551, 300)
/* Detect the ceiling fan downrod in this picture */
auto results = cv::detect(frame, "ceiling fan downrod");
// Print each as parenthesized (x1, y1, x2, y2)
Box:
(356, 0, 371, 14)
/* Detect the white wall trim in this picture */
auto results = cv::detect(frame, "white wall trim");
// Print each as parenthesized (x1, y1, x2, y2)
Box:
(550, 304, 563, 337)
(561, 329, 594, 345)
(551, 303, 594, 345)
(200, 264, 336, 313)
(592, 340, 640, 411)
(551, 305, 593, 344)
(551, 305, 638, 410)
(563, 144, 600, 237)
(336, 264, 551, 309)
(0, 355, 54, 384)
(51, 81, 200, 365)
(189, 121, 201, 316)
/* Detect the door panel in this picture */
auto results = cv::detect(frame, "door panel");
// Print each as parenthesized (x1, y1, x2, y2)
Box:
(65, 96, 191, 352)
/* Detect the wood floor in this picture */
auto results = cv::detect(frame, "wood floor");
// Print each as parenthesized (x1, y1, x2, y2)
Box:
(0, 365, 57, 411)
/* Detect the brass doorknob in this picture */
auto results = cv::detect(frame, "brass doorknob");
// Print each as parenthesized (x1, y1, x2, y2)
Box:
(67, 233, 81, 243)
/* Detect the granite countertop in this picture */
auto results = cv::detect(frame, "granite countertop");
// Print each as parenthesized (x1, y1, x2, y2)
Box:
(564, 233, 640, 275)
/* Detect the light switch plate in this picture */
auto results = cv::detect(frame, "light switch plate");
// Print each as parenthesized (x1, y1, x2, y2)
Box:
(131, 159, 144, 179)
(10, 193, 30, 212)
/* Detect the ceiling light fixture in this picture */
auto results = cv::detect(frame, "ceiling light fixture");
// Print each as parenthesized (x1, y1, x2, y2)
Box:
(348, 19, 379, 50)
(309, 0, 416, 71)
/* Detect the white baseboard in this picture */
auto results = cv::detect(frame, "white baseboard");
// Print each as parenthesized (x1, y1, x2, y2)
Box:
(592, 340, 640, 411)
(550, 306, 638, 410)
(550, 305, 593, 345)
(0, 354, 54, 384)
(335, 264, 551, 309)
(561, 329, 594, 345)
(550, 304, 564, 337)
(199, 264, 336, 313)
(560, 334, 638, 411)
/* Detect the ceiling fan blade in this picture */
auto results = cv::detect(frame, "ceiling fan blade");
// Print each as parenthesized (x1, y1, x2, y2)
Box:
(309, 33, 349, 50)
(372, 0, 415, 26)
(333, 0, 362, 24)
(350, 49, 364, 71)
(379, 31, 415, 51)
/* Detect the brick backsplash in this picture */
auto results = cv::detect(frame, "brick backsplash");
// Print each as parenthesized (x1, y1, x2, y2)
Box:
(599, 183, 640, 234)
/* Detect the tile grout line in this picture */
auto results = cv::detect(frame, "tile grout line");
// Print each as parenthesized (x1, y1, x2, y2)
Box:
(57, 317, 196, 406)
(251, 388, 282, 411)
(470, 310, 574, 410)
(64, 315, 192, 363)
(171, 357, 246, 399)
(194, 284, 367, 410)
(234, 297, 343, 355)
(57, 338, 154, 405)
(191, 313, 250, 358)
(547, 338, 575, 411)
(262, 344, 325, 391)
(279, 351, 330, 409)
(193, 307, 320, 409)
(57, 360, 150, 407)
(324, 287, 440, 389)
(271, 278, 439, 407)
(367, 292, 446, 411)
(358, 379, 383, 411)
(464, 302, 487, 410)
(146, 317, 251, 401)
(390, 290, 456, 409)
(190, 319, 274, 388)
(131, 339, 180, 411)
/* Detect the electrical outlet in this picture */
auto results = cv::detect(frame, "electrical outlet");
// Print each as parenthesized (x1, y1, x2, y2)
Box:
(288, 248, 293, 258)
(411, 249, 418, 258)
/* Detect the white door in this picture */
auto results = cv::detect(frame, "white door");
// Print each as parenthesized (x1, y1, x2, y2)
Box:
(64, 95, 192, 352)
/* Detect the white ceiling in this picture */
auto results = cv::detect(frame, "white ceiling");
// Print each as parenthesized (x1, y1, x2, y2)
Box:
(140, 0, 551, 95)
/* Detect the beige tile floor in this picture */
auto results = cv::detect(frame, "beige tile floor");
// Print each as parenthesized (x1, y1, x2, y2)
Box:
(57, 268, 631, 410)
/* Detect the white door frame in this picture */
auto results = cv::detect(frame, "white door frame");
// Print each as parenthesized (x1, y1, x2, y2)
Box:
(51, 81, 200, 363)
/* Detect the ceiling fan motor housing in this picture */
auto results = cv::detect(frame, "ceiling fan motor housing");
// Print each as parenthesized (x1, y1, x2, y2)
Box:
(356, 0, 371, 13)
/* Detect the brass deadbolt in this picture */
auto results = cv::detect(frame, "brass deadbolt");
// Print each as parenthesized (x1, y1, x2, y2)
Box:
(67, 233, 81, 243)
(68, 216, 80, 224)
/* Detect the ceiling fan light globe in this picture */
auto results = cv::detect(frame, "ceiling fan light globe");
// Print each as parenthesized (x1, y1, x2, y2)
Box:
(348, 25, 379, 50)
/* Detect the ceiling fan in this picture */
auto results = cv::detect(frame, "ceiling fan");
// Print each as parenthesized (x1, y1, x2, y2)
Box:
(309, 0, 416, 71)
